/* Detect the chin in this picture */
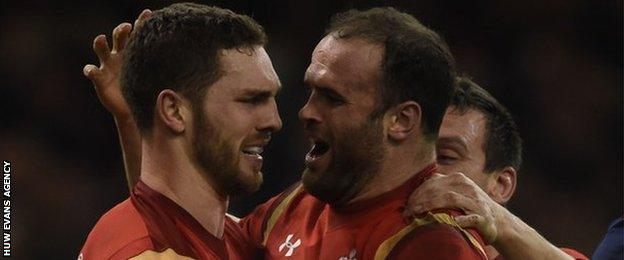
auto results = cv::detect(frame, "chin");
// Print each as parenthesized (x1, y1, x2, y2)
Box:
(233, 169, 263, 197)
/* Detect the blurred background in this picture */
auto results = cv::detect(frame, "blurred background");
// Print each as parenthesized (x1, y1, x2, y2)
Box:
(0, 0, 621, 258)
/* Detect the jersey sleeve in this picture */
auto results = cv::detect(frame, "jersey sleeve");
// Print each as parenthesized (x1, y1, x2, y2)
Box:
(560, 247, 589, 260)
(376, 209, 487, 260)
(385, 223, 486, 259)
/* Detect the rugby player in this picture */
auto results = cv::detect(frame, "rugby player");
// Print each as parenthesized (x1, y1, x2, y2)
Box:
(79, 3, 281, 259)
(87, 7, 490, 259)
(405, 77, 588, 259)
(86, 4, 584, 257)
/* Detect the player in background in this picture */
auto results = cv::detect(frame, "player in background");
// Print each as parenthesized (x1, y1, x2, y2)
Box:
(405, 77, 588, 260)
(80, 3, 281, 259)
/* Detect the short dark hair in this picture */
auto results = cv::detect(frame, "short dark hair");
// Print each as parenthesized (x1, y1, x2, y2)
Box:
(326, 7, 456, 139)
(121, 3, 267, 133)
(450, 76, 523, 172)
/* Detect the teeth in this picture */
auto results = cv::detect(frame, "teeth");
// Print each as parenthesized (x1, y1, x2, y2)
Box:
(243, 146, 263, 155)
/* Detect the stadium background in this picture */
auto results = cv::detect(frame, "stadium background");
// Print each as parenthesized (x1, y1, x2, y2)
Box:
(0, 0, 621, 258)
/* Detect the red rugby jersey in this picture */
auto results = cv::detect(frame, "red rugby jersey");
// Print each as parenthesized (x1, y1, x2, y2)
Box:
(559, 248, 589, 260)
(79, 181, 254, 260)
(242, 164, 488, 259)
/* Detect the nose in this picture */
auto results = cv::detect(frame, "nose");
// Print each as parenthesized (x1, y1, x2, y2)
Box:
(260, 99, 283, 134)
(298, 97, 321, 127)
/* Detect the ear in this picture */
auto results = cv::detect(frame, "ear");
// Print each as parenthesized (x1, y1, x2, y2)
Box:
(386, 101, 422, 142)
(489, 166, 517, 204)
(155, 89, 190, 134)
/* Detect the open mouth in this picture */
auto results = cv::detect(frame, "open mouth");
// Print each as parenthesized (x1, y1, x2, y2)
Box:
(242, 146, 264, 157)
(305, 139, 331, 168)
(308, 141, 329, 158)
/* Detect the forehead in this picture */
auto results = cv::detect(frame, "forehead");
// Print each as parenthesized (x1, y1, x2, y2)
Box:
(305, 35, 382, 93)
(439, 107, 488, 147)
(212, 46, 280, 94)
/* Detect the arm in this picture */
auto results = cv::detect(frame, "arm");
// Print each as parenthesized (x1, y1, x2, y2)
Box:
(405, 172, 583, 260)
(83, 10, 152, 191)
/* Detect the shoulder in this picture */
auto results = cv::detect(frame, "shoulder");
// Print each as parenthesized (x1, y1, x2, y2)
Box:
(80, 198, 154, 260)
(376, 211, 487, 260)
(240, 182, 311, 247)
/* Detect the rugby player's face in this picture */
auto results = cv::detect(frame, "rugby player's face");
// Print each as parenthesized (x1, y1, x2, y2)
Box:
(436, 107, 493, 189)
(193, 47, 282, 197)
(299, 36, 385, 206)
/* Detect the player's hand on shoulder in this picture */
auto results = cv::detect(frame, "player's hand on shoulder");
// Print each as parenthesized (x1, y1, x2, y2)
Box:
(404, 172, 502, 244)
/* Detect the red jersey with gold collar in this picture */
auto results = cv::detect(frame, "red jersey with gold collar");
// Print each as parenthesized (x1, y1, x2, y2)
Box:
(79, 181, 254, 260)
(242, 164, 488, 259)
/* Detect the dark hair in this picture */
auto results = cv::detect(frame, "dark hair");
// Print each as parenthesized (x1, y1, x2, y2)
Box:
(326, 7, 456, 139)
(450, 76, 523, 172)
(121, 3, 267, 133)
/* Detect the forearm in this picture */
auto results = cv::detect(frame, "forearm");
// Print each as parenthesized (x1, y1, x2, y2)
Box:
(493, 208, 573, 260)
(114, 115, 142, 191)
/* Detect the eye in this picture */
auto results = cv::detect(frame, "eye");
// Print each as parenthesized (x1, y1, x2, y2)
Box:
(436, 148, 461, 165)
(437, 154, 458, 165)
(240, 95, 268, 106)
(319, 90, 345, 106)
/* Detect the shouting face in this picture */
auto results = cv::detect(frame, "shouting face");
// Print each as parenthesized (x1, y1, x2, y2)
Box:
(299, 35, 386, 206)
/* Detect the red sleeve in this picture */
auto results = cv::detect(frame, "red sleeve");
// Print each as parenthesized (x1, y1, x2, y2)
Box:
(387, 223, 486, 260)
(560, 247, 589, 260)
(80, 199, 155, 259)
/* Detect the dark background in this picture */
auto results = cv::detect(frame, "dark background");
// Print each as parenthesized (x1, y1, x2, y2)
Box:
(0, 0, 621, 258)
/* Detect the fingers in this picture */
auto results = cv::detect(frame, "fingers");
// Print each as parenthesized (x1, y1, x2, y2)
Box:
(134, 9, 152, 30)
(455, 214, 484, 227)
(112, 23, 132, 53)
(406, 191, 481, 217)
(83, 64, 106, 91)
(83, 64, 101, 80)
(455, 214, 497, 244)
(93, 35, 111, 64)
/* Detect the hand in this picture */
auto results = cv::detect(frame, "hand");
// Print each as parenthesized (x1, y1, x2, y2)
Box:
(404, 172, 504, 244)
(83, 9, 152, 118)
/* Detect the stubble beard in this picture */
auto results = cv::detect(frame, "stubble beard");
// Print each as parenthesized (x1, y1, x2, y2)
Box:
(302, 117, 385, 207)
(192, 108, 262, 198)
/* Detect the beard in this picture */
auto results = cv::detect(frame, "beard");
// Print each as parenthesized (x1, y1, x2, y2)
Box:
(302, 117, 385, 207)
(191, 107, 262, 197)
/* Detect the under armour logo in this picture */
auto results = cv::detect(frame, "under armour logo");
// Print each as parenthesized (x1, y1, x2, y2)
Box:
(338, 249, 357, 260)
(278, 234, 301, 257)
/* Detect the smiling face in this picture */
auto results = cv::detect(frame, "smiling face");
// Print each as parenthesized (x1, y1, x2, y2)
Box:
(298, 35, 387, 206)
(192, 46, 282, 197)
(436, 107, 495, 191)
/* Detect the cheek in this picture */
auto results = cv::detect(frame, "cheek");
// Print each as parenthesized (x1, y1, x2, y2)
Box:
(206, 107, 253, 142)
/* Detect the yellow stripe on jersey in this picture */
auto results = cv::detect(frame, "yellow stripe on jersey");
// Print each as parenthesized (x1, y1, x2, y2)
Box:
(129, 248, 194, 260)
(130, 248, 193, 260)
(374, 212, 487, 260)
(262, 184, 304, 246)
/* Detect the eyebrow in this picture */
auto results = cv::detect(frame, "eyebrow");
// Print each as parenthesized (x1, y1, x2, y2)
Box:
(304, 81, 346, 100)
(241, 84, 282, 97)
(437, 136, 469, 153)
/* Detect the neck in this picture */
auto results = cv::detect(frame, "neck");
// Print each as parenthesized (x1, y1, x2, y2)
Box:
(140, 139, 228, 238)
(349, 140, 436, 204)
